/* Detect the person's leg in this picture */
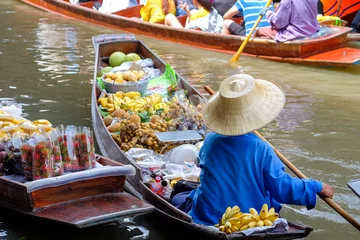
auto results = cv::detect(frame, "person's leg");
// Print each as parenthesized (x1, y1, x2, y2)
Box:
(254, 26, 277, 39)
(223, 21, 246, 36)
(171, 191, 192, 212)
(221, 19, 233, 35)
(165, 14, 184, 28)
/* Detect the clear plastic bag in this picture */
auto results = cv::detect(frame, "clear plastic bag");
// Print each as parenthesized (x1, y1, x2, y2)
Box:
(74, 127, 95, 171)
(32, 134, 53, 180)
(63, 125, 80, 171)
(18, 137, 35, 180)
(48, 131, 64, 177)
(126, 148, 164, 169)
(135, 58, 154, 68)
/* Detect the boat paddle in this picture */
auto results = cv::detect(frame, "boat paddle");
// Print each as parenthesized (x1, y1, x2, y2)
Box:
(203, 85, 360, 231)
(229, 0, 273, 63)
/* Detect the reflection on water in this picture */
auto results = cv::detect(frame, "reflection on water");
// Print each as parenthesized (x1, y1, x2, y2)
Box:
(1, 0, 360, 239)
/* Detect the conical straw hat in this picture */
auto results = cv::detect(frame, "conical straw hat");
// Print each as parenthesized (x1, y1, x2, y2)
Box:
(203, 74, 285, 136)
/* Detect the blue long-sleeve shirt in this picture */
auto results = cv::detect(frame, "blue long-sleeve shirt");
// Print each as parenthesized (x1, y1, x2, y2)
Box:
(187, 132, 322, 225)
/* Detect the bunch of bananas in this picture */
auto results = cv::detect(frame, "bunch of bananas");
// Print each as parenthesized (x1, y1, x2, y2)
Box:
(97, 91, 168, 114)
(215, 204, 279, 234)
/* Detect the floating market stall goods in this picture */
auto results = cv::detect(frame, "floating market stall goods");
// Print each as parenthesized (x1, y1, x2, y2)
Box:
(0, 102, 154, 227)
(93, 40, 312, 238)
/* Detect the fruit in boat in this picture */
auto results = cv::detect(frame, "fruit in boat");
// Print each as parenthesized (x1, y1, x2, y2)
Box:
(103, 116, 113, 126)
(99, 66, 113, 77)
(109, 51, 127, 67)
(127, 53, 141, 61)
(112, 109, 125, 118)
(129, 114, 141, 124)
(150, 115, 161, 123)
(122, 112, 130, 119)
(107, 122, 121, 132)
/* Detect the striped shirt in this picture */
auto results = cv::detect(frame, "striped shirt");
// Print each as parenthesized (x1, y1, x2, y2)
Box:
(235, 0, 273, 35)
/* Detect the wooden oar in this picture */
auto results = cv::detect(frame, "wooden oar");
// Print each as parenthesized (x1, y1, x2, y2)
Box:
(204, 85, 360, 231)
(229, 0, 273, 63)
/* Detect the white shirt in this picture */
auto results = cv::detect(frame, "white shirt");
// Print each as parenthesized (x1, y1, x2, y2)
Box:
(99, 0, 130, 13)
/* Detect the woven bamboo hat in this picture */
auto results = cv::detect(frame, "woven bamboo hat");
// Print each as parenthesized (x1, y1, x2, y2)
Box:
(203, 74, 285, 136)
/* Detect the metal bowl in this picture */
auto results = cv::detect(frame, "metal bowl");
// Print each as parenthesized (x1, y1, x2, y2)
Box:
(102, 76, 150, 94)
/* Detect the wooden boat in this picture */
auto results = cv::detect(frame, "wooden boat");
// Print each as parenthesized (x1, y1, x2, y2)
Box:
(91, 34, 313, 239)
(20, 0, 360, 67)
(0, 154, 154, 228)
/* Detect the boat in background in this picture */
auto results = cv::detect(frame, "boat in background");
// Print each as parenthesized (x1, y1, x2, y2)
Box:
(0, 154, 154, 228)
(20, 0, 360, 67)
(322, 0, 360, 19)
(91, 34, 313, 239)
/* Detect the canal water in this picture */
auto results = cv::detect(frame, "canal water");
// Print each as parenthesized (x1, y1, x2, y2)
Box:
(1, 0, 360, 239)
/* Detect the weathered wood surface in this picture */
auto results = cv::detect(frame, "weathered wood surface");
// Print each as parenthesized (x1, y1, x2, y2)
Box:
(31, 176, 125, 208)
(19, 0, 360, 66)
(30, 192, 154, 228)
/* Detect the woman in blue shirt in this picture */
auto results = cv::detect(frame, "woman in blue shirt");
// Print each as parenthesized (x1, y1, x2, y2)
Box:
(172, 74, 334, 226)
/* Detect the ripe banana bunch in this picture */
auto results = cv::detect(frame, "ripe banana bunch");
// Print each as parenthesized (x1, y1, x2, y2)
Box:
(215, 204, 279, 234)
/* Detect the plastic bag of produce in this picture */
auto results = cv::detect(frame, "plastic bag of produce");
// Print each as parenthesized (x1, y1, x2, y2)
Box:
(135, 58, 154, 68)
(48, 131, 64, 177)
(144, 64, 178, 98)
(19, 138, 35, 180)
(32, 134, 53, 180)
(62, 125, 80, 171)
(8, 137, 24, 176)
(74, 127, 95, 171)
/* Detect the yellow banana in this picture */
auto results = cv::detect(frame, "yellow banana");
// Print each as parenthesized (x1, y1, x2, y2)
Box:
(240, 213, 252, 218)
(241, 216, 252, 225)
(240, 225, 249, 231)
(221, 213, 226, 223)
(225, 228, 232, 234)
(267, 208, 275, 215)
(266, 213, 279, 222)
(123, 96, 131, 103)
(256, 220, 264, 227)
(224, 207, 232, 220)
(115, 91, 124, 99)
(231, 225, 239, 233)
(136, 99, 147, 105)
(219, 225, 225, 232)
(249, 208, 258, 217)
(215, 224, 220, 228)
(264, 219, 273, 226)
(248, 221, 257, 228)
(228, 218, 242, 228)
(125, 91, 141, 99)
(228, 206, 241, 219)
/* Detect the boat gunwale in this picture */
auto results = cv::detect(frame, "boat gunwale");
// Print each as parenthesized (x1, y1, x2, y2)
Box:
(29, 0, 353, 58)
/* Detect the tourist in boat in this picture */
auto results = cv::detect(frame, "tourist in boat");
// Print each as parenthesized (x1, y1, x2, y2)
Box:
(92, 0, 138, 13)
(221, 0, 273, 37)
(171, 74, 334, 226)
(255, 0, 320, 42)
(164, 0, 224, 33)
(140, 0, 176, 23)
(175, 0, 196, 16)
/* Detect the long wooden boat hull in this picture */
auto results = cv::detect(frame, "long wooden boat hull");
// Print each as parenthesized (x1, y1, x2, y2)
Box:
(0, 155, 154, 228)
(91, 34, 313, 239)
(20, 0, 360, 67)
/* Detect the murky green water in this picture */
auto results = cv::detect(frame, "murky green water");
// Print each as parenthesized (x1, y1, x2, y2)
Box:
(1, 0, 360, 239)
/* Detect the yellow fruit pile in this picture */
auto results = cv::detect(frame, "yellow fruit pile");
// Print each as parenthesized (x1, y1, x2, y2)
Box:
(215, 204, 279, 234)
(98, 91, 169, 114)
(0, 110, 53, 139)
(103, 70, 145, 84)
